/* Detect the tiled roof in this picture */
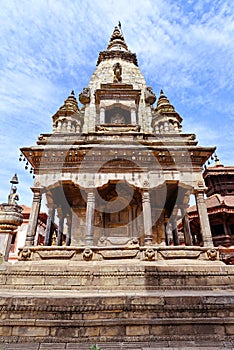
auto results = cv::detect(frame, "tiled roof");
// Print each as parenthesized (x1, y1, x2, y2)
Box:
(187, 194, 234, 214)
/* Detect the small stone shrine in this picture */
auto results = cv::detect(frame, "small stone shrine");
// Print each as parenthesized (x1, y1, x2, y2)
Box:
(0, 26, 234, 349)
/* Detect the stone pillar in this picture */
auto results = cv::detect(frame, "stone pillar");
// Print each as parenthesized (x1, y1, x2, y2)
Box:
(44, 206, 55, 246)
(0, 204, 23, 261)
(164, 216, 170, 246)
(181, 206, 192, 245)
(85, 190, 95, 245)
(130, 106, 137, 124)
(66, 214, 72, 246)
(100, 107, 105, 124)
(67, 120, 72, 132)
(25, 187, 43, 246)
(0, 234, 11, 261)
(57, 120, 62, 131)
(194, 189, 213, 246)
(142, 190, 152, 244)
(223, 217, 230, 236)
(57, 208, 65, 246)
(171, 216, 179, 246)
(132, 205, 138, 237)
(164, 121, 169, 132)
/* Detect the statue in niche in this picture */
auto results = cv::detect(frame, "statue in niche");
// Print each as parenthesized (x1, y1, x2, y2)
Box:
(111, 113, 125, 124)
(113, 62, 122, 83)
(145, 86, 156, 105)
(79, 87, 90, 105)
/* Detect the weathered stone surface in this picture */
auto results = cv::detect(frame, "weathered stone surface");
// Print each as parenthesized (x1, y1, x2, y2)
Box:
(0, 258, 233, 347)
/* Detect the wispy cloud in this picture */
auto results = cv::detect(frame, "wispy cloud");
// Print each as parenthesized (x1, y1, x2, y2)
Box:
(0, 0, 233, 205)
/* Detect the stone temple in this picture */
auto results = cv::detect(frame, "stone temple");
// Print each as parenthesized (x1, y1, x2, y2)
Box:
(0, 26, 234, 349)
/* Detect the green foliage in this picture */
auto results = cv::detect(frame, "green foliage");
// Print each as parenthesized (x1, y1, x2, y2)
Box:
(90, 345, 102, 350)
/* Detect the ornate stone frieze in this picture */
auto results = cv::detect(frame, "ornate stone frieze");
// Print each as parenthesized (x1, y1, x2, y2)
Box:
(97, 50, 138, 66)
(17, 245, 219, 262)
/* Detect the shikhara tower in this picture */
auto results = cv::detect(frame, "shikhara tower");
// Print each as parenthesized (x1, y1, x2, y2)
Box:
(21, 26, 215, 251)
(1, 25, 234, 349)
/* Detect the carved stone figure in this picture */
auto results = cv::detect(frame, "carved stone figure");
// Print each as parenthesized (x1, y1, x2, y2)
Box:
(113, 62, 122, 82)
(145, 86, 156, 105)
(111, 113, 125, 124)
(79, 87, 91, 105)
(8, 186, 19, 205)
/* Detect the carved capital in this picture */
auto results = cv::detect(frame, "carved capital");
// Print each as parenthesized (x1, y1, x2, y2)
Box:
(31, 187, 44, 202)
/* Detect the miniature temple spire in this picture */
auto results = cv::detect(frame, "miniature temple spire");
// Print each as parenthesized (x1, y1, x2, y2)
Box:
(156, 89, 173, 110)
(156, 89, 181, 117)
(107, 25, 128, 51)
(51, 91, 83, 133)
(97, 25, 138, 66)
(214, 153, 223, 167)
(52, 91, 79, 119)
(152, 89, 183, 133)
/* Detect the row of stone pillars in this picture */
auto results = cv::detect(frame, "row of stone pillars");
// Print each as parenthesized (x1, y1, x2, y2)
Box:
(25, 186, 213, 247)
(43, 207, 72, 246)
(25, 187, 71, 247)
(167, 206, 193, 246)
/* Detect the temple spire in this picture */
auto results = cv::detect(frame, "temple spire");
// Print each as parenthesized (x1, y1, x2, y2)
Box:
(107, 25, 128, 51)
(157, 89, 175, 111)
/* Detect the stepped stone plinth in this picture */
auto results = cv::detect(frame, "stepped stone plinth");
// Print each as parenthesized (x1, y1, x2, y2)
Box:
(0, 257, 234, 347)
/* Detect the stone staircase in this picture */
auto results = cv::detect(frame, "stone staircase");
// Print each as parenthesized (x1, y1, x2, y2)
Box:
(0, 259, 234, 348)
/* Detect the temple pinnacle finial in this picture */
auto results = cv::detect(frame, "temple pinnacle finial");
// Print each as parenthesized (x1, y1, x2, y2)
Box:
(107, 25, 128, 51)
(214, 153, 223, 167)
(97, 25, 138, 66)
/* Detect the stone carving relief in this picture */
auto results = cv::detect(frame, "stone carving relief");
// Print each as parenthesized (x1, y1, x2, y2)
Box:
(145, 86, 156, 105)
(207, 248, 217, 261)
(79, 87, 91, 105)
(110, 113, 125, 124)
(144, 247, 156, 260)
(82, 247, 93, 261)
(113, 62, 122, 83)
(19, 247, 32, 261)
(8, 186, 19, 205)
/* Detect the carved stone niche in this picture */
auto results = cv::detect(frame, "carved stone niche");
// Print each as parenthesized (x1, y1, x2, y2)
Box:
(105, 106, 131, 124)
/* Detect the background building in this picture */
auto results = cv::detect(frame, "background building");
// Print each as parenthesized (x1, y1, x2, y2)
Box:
(184, 159, 234, 263)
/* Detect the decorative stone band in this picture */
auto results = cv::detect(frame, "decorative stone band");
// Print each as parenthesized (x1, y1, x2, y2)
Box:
(17, 245, 219, 262)
(0, 204, 23, 232)
(97, 50, 138, 66)
(0, 299, 230, 314)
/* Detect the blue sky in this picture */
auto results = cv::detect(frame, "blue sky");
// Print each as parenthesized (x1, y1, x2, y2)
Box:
(0, 0, 233, 206)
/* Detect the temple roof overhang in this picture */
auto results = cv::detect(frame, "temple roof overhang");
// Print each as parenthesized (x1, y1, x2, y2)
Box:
(20, 143, 215, 175)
